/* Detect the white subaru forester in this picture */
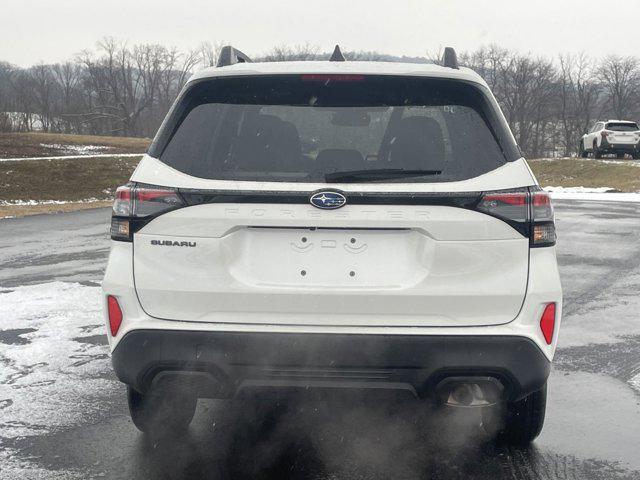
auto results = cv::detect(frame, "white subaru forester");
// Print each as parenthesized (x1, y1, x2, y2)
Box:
(102, 46, 562, 445)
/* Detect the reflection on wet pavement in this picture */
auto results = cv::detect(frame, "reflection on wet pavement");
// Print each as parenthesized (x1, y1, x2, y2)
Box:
(10, 390, 640, 480)
(555, 336, 640, 384)
(1, 202, 640, 479)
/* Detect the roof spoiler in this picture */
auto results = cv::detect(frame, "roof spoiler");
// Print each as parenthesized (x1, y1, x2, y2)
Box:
(330, 45, 346, 62)
(442, 47, 459, 69)
(217, 46, 252, 67)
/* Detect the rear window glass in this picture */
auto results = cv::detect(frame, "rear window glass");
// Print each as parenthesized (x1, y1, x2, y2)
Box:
(150, 75, 520, 183)
(606, 122, 639, 131)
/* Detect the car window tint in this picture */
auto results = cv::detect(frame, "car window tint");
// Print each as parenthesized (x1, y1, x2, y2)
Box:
(151, 75, 519, 183)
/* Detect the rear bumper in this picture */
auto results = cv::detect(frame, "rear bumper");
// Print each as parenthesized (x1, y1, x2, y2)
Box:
(599, 140, 638, 152)
(111, 330, 550, 402)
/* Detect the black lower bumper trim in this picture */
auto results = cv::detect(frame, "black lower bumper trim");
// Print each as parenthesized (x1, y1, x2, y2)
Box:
(599, 140, 638, 153)
(111, 330, 550, 401)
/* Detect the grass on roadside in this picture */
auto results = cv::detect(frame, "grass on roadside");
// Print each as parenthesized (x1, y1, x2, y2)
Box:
(0, 132, 150, 158)
(528, 158, 640, 192)
(0, 201, 113, 219)
(0, 156, 142, 202)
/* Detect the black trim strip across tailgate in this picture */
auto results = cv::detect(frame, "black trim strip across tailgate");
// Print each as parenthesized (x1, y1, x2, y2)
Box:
(130, 185, 532, 239)
(178, 189, 481, 209)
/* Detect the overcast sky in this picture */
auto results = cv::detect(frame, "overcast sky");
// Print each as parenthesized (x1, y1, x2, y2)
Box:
(2, 0, 638, 66)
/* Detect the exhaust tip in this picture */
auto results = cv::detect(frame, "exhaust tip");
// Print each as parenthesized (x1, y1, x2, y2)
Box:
(436, 376, 504, 408)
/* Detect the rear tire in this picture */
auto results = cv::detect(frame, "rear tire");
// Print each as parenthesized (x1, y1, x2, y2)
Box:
(593, 141, 602, 159)
(579, 140, 588, 158)
(634, 152, 640, 160)
(496, 383, 547, 446)
(127, 385, 197, 434)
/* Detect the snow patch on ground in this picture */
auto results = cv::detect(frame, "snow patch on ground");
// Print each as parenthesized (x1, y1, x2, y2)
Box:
(533, 157, 640, 166)
(545, 186, 616, 194)
(630, 373, 640, 396)
(0, 198, 104, 206)
(544, 186, 640, 202)
(0, 282, 116, 440)
(0, 453, 87, 480)
(39, 143, 112, 154)
(600, 159, 640, 167)
(0, 153, 143, 162)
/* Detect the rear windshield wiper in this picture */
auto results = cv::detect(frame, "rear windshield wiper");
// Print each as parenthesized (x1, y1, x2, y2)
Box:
(325, 168, 442, 183)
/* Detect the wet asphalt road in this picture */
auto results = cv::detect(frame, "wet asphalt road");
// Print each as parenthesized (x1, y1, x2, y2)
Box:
(1, 201, 640, 479)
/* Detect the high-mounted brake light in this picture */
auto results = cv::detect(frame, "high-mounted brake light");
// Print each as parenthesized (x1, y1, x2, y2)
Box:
(107, 295, 123, 337)
(539, 303, 556, 345)
(110, 184, 184, 241)
(301, 74, 365, 82)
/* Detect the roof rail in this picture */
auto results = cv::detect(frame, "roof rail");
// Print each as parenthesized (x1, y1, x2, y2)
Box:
(442, 47, 459, 69)
(217, 46, 252, 67)
(330, 45, 346, 62)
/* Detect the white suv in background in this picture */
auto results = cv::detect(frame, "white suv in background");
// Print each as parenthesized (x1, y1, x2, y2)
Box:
(580, 120, 640, 159)
(102, 46, 562, 445)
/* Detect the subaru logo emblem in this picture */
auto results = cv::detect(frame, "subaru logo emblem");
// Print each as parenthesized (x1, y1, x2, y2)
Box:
(309, 191, 347, 210)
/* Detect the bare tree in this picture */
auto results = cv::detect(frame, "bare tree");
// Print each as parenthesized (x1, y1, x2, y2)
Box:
(0, 61, 16, 131)
(557, 53, 600, 155)
(79, 38, 151, 136)
(460, 44, 510, 92)
(573, 53, 601, 135)
(198, 41, 225, 68)
(262, 44, 319, 62)
(157, 47, 200, 119)
(52, 62, 83, 133)
(8, 68, 38, 131)
(2, 39, 640, 159)
(492, 53, 558, 157)
(29, 64, 58, 132)
(598, 55, 640, 120)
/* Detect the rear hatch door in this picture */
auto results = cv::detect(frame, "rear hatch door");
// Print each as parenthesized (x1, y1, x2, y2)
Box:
(132, 73, 533, 327)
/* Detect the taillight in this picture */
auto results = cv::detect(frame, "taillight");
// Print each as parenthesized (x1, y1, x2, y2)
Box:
(110, 184, 184, 241)
(113, 185, 132, 216)
(477, 189, 556, 248)
(477, 192, 528, 223)
(530, 191, 556, 247)
(134, 185, 183, 216)
(539, 303, 556, 345)
(107, 295, 123, 337)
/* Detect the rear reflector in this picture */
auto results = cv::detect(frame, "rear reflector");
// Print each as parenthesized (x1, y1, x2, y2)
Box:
(107, 296, 123, 337)
(540, 303, 556, 345)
